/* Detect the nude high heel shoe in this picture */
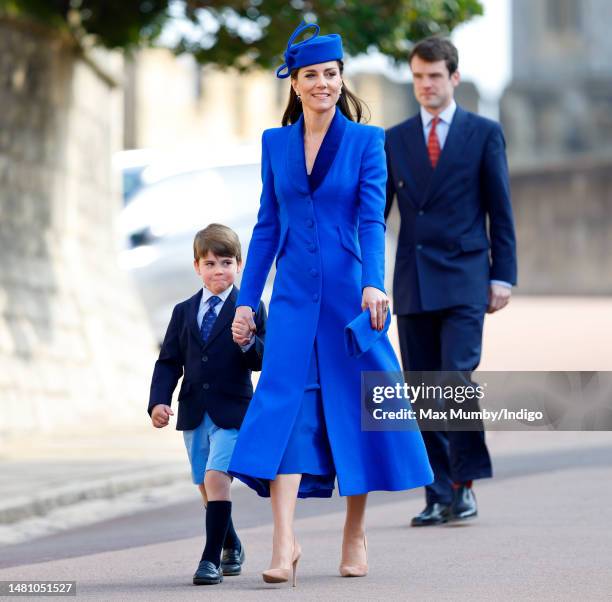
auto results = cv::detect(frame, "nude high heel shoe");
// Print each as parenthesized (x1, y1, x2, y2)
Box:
(339, 535, 368, 577)
(262, 536, 302, 587)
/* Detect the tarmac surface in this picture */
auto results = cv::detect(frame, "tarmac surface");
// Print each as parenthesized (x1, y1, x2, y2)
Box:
(0, 433, 611, 600)
(1, 296, 611, 599)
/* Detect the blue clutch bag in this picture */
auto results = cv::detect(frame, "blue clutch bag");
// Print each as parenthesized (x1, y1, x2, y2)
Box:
(344, 309, 391, 358)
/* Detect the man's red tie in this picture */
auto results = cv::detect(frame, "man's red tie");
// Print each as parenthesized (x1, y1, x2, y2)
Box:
(427, 116, 441, 168)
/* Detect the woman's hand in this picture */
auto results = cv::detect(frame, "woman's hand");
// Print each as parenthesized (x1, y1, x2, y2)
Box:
(232, 305, 257, 345)
(361, 286, 390, 331)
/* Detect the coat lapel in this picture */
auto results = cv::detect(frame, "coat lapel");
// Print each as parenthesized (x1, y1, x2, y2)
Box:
(286, 114, 310, 195)
(309, 109, 347, 194)
(202, 286, 237, 350)
(423, 106, 472, 208)
(399, 115, 434, 208)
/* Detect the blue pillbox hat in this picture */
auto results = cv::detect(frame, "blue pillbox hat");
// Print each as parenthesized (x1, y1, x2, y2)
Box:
(276, 22, 344, 79)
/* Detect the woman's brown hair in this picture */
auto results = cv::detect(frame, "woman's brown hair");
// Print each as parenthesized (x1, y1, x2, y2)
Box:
(281, 60, 370, 126)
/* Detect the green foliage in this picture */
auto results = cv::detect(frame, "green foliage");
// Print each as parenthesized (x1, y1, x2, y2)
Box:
(0, 0, 170, 48)
(179, 0, 483, 70)
(1, 0, 483, 68)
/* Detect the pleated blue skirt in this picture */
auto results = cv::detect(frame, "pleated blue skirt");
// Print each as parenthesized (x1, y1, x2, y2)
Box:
(231, 342, 336, 498)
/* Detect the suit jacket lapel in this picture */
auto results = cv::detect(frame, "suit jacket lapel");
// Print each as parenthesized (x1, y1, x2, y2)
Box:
(399, 116, 434, 208)
(286, 114, 310, 196)
(423, 106, 472, 208)
(203, 286, 237, 350)
(189, 289, 204, 348)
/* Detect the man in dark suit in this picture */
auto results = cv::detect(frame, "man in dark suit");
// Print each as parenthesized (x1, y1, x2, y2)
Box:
(385, 37, 517, 526)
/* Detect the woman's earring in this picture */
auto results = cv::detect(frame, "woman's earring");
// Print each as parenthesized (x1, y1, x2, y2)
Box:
(296, 93, 301, 102)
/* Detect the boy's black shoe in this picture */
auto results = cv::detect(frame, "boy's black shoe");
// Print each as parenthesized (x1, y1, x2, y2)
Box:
(193, 560, 223, 585)
(221, 543, 245, 576)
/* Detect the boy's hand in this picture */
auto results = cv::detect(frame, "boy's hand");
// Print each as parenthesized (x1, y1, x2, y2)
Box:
(233, 306, 256, 345)
(151, 404, 174, 428)
(232, 318, 253, 346)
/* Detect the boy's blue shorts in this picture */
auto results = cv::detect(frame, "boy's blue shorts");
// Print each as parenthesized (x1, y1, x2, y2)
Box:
(183, 413, 238, 485)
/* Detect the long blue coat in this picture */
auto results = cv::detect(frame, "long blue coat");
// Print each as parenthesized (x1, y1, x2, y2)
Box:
(229, 110, 433, 496)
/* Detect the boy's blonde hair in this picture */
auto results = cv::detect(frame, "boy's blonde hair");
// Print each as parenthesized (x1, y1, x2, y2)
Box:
(193, 224, 242, 263)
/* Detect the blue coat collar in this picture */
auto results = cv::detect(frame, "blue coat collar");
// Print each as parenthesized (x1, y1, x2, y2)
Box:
(308, 108, 347, 193)
(286, 109, 348, 196)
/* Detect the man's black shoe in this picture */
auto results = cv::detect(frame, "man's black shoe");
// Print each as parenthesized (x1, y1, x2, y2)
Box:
(193, 560, 223, 585)
(221, 543, 245, 576)
(450, 485, 478, 521)
(410, 503, 451, 527)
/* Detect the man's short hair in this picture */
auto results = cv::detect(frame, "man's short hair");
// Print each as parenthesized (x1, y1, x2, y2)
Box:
(409, 36, 459, 76)
(193, 223, 242, 263)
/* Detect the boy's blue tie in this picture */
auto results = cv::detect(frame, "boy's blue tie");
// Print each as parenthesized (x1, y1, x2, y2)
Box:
(200, 296, 222, 342)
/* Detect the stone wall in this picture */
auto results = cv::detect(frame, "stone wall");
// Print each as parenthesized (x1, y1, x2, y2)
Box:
(502, 0, 612, 162)
(501, 78, 612, 163)
(512, 0, 612, 81)
(510, 155, 612, 295)
(0, 17, 158, 436)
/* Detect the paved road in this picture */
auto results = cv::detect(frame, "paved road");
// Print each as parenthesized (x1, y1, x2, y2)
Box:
(1, 295, 611, 599)
(1, 436, 611, 600)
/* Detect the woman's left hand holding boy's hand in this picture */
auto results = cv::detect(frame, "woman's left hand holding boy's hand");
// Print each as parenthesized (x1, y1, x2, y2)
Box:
(232, 306, 256, 345)
(362, 286, 390, 331)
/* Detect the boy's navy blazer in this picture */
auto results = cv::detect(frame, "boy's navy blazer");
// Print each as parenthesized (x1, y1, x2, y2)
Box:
(147, 285, 266, 430)
(385, 106, 517, 313)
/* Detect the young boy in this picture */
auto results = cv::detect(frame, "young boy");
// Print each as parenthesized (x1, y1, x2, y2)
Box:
(148, 223, 266, 585)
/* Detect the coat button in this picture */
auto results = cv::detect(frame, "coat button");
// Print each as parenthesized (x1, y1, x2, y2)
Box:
(202, 355, 208, 362)
(202, 383, 209, 390)
(418, 210, 424, 216)
(312, 293, 319, 302)
(416, 244, 423, 251)
(398, 179, 405, 188)
(306, 218, 314, 227)
(307, 244, 316, 253)
(309, 268, 318, 277)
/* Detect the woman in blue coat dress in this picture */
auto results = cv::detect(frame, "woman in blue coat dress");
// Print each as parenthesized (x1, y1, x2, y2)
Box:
(230, 23, 433, 584)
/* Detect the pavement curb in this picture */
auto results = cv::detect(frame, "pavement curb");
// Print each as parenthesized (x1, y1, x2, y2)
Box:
(0, 466, 190, 525)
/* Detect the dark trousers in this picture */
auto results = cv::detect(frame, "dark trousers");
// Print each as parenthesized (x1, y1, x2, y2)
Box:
(397, 304, 493, 505)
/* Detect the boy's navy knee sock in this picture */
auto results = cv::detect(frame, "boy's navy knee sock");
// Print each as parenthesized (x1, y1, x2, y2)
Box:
(223, 516, 240, 550)
(201, 501, 232, 567)
(203, 501, 239, 550)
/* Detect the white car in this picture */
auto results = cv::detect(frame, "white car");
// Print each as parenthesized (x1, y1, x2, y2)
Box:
(118, 160, 273, 344)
